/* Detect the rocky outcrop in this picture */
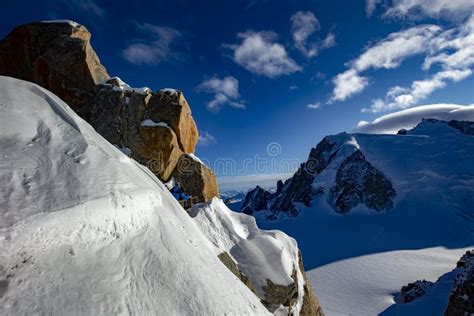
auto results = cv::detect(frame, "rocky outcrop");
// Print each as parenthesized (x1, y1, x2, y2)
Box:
(328, 150, 395, 214)
(242, 133, 395, 218)
(298, 252, 324, 316)
(240, 136, 341, 219)
(146, 90, 198, 153)
(0, 21, 218, 201)
(447, 120, 474, 136)
(241, 186, 273, 215)
(0, 21, 109, 120)
(171, 154, 219, 202)
(217, 252, 258, 295)
(445, 250, 474, 315)
(400, 280, 434, 303)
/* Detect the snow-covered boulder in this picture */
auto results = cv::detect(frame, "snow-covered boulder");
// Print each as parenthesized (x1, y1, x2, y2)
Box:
(0, 76, 271, 315)
(190, 198, 323, 315)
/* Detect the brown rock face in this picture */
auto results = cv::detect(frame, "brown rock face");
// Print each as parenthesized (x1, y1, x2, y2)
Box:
(172, 154, 219, 202)
(217, 252, 258, 295)
(146, 90, 198, 153)
(260, 252, 323, 316)
(298, 252, 324, 316)
(0, 21, 218, 202)
(0, 21, 109, 119)
(138, 125, 183, 181)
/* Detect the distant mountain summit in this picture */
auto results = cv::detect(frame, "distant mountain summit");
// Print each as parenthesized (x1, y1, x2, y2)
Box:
(242, 118, 474, 220)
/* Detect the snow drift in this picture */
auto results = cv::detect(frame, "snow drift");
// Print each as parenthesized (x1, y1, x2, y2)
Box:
(0, 76, 271, 315)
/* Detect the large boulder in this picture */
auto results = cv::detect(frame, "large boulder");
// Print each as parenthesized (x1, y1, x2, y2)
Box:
(138, 125, 184, 181)
(146, 89, 198, 153)
(0, 21, 219, 202)
(172, 154, 219, 202)
(0, 21, 109, 119)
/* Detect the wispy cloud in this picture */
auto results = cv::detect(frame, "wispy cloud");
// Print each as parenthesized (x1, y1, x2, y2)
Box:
(330, 24, 441, 102)
(364, 15, 474, 112)
(290, 11, 335, 58)
(122, 23, 181, 65)
(224, 31, 301, 78)
(365, 0, 381, 17)
(382, 0, 474, 21)
(307, 102, 321, 110)
(69, 0, 105, 17)
(366, 69, 472, 112)
(289, 85, 298, 91)
(197, 130, 217, 146)
(196, 76, 245, 111)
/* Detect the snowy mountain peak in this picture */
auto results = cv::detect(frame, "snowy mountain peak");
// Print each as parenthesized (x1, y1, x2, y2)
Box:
(242, 117, 474, 220)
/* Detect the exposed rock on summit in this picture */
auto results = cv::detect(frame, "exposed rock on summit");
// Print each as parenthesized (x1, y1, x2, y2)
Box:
(399, 280, 434, 303)
(0, 21, 218, 201)
(328, 150, 395, 214)
(0, 21, 109, 120)
(242, 133, 395, 218)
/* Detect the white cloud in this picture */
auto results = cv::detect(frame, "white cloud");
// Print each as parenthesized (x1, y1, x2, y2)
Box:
(122, 23, 181, 65)
(330, 25, 440, 102)
(307, 102, 321, 110)
(364, 15, 474, 113)
(224, 31, 301, 78)
(196, 76, 245, 111)
(355, 103, 474, 134)
(423, 15, 474, 71)
(331, 69, 369, 101)
(197, 131, 217, 147)
(290, 11, 335, 58)
(352, 25, 441, 71)
(383, 0, 474, 21)
(289, 85, 298, 91)
(69, 0, 105, 17)
(366, 0, 381, 17)
(366, 69, 473, 112)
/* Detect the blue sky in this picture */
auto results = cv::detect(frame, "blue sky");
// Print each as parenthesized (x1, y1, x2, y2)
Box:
(1, 0, 473, 186)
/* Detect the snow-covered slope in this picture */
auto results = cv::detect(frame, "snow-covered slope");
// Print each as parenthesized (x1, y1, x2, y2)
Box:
(0, 76, 270, 315)
(247, 118, 474, 315)
(189, 198, 322, 315)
